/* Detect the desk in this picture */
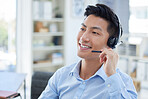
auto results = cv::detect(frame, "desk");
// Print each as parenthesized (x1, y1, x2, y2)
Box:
(0, 72, 26, 99)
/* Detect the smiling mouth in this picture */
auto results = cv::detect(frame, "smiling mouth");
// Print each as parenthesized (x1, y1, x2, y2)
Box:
(80, 44, 92, 48)
(78, 39, 92, 49)
(79, 42, 92, 49)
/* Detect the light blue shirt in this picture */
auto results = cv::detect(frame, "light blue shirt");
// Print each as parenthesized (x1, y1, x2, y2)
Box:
(39, 60, 137, 99)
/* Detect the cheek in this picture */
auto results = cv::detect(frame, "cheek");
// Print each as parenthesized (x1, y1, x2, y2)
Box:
(93, 37, 108, 48)
(77, 32, 82, 41)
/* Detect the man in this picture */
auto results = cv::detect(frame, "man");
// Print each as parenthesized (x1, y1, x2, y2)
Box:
(39, 4, 137, 99)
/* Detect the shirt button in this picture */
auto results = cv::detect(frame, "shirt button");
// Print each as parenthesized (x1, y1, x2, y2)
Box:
(107, 84, 111, 87)
(82, 81, 85, 84)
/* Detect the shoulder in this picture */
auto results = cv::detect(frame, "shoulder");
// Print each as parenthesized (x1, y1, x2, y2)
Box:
(56, 62, 77, 74)
(116, 68, 133, 83)
(52, 62, 77, 79)
(49, 62, 77, 84)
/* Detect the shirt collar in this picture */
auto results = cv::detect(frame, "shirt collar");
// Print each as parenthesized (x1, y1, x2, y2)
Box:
(69, 60, 107, 81)
(94, 64, 108, 81)
(69, 60, 81, 77)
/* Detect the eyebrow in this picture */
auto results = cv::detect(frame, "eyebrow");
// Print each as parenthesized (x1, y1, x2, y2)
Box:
(81, 23, 102, 31)
(81, 23, 87, 27)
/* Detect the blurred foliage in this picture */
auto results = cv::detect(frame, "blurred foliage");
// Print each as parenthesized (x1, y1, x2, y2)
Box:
(0, 19, 8, 49)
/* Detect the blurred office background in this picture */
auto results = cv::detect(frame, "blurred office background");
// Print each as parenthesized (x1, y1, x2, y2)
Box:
(0, 0, 148, 98)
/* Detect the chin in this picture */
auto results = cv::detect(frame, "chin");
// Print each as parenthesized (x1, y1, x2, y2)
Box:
(77, 50, 100, 61)
(77, 51, 87, 59)
(77, 51, 92, 60)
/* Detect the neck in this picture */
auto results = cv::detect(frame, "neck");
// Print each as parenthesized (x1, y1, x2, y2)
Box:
(79, 59, 103, 80)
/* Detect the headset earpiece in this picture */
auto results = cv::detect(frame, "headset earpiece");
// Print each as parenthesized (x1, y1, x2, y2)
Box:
(107, 37, 118, 49)
(107, 22, 122, 49)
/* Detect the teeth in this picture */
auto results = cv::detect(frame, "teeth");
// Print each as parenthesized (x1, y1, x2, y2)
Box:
(81, 44, 90, 48)
(79, 40, 91, 48)
(79, 40, 81, 44)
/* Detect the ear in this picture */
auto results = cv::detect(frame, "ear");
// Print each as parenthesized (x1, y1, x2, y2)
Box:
(106, 46, 110, 49)
(103, 44, 110, 49)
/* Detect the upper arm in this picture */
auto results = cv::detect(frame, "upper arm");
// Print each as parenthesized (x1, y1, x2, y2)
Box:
(38, 70, 60, 99)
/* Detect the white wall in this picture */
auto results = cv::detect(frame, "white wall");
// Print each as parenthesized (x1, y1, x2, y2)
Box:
(64, 0, 81, 66)
(116, 0, 129, 34)
(16, 0, 32, 98)
(16, 0, 32, 75)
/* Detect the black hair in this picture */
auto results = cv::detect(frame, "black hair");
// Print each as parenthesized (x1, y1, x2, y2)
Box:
(84, 3, 122, 40)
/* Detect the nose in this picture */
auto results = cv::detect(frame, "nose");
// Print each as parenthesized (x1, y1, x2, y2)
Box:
(80, 31, 90, 42)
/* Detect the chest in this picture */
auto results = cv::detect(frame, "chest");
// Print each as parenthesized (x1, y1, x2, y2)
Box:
(58, 75, 109, 99)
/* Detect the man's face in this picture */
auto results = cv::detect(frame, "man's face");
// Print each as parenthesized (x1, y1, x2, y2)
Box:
(77, 15, 109, 60)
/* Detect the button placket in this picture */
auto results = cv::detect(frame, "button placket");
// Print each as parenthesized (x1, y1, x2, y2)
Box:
(107, 84, 111, 87)
(82, 81, 85, 85)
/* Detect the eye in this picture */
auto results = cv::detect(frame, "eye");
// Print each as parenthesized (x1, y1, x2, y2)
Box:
(80, 28, 86, 31)
(92, 32, 100, 35)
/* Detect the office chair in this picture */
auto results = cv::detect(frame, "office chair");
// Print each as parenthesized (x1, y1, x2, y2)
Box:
(31, 71, 54, 99)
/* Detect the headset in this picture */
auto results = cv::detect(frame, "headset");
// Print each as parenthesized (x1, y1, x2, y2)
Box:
(107, 18, 123, 49)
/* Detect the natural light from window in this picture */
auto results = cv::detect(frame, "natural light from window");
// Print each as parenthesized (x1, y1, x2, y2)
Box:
(0, 0, 16, 72)
(129, 0, 148, 34)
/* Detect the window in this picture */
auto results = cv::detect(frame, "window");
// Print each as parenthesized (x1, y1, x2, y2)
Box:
(0, 0, 16, 72)
(129, 0, 148, 33)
